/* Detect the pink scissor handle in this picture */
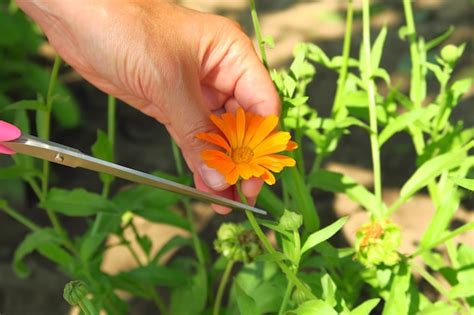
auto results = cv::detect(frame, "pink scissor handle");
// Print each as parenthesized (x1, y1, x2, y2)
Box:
(0, 120, 22, 155)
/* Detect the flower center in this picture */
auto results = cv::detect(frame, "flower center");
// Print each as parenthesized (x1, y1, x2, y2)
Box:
(231, 147, 254, 164)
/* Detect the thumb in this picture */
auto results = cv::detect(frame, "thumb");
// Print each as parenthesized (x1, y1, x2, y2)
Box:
(165, 93, 229, 192)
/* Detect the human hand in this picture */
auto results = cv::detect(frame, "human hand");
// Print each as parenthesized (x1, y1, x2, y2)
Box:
(17, 0, 280, 214)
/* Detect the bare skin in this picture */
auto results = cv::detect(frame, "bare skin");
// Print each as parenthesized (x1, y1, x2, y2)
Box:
(17, 0, 280, 214)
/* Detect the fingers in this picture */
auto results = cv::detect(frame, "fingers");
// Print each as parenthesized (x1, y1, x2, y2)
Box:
(194, 173, 232, 215)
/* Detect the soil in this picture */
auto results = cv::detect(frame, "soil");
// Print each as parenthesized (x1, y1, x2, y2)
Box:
(0, 0, 473, 314)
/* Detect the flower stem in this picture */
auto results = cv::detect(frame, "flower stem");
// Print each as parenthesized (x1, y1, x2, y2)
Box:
(171, 140, 206, 265)
(213, 259, 234, 315)
(0, 203, 40, 232)
(278, 281, 294, 315)
(362, 0, 383, 219)
(332, 0, 354, 116)
(237, 183, 316, 300)
(249, 0, 269, 70)
(102, 95, 116, 198)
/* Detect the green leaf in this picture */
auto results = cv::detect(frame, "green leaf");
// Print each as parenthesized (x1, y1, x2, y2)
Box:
(417, 301, 456, 315)
(42, 188, 118, 216)
(112, 265, 187, 289)
(400, 144, 471, 200)
(371, 26, 387, 70)
(450, 177, 474, 191)
(301, 217, 348, 254)
(448, 282, 473, 299)
(379, 107, 436, 147)
(308, 170, 380, 214)
(134, 207, 190, 231)
(234, 281, 260, 315)
(170, 265, 208, 315)
(293, 299, 338, 315)
(0, 165, 41, 180)
(13, 228, 58, 277)
(425, 26, 454, 51)
(152, 235, 192, 263)
(382, 263, 411, 315)
(0, 100, 46, 112)
(349, 298, 380, 315)
(283, 167, 319, 233)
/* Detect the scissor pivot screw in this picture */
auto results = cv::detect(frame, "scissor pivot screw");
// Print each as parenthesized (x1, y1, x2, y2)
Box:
(54, 153, 64, 162)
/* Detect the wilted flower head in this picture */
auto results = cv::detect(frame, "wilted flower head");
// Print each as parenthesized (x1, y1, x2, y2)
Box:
(214, 223, 263, 263)
(197, 107, 297, 185)
(354, 219, 401, 268)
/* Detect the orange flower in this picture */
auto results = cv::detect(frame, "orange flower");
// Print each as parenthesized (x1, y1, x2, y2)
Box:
(196, 107, 297, 185)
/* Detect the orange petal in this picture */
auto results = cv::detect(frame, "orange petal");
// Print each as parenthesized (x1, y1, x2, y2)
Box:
(221, 112, 238, 148)
(243, 113, 264, 147)
(253, 131, 292, 157)
(286, 141, 298, 151)
(248, 162, 265, 177)
(237, 163, 253, 180)
(236, 107, 246, 147)
(210, 114, 235, 146)
(253, 155, 296, 172)
(201, 150, 235, 173)
(225, 167, 240, 185)
(247, 114, 279, 149)
(261, 169, 276, 185)
(196, 132, 231, 152)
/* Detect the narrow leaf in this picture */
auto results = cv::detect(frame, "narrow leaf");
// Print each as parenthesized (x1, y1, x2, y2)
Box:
(400, 144, 471, 200)
(301, 217, 348, 254)
(349, 298, 381, 315)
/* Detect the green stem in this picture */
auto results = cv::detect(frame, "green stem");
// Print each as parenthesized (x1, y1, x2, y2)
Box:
(362, 0, 383, 219)
(107, 95, 116, 148)
(278, 282, 294, 315)
(38, 55, 67, 237)
(102, 95, 117, 198)
(332, 0, 354, 116)
(411, 262, 461, 309)
(0, 204, 40, 232)
(237, 183, 316, 300)
(120, 231, 168, 314)
(249, 0, 269, 70)
(41, 55, 62, 199)
(77, 299, 99, 315)
(171, 140, 205, 265)
(213, 259, 234, 315)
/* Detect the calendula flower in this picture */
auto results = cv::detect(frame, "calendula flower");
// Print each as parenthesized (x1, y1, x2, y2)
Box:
(196, 107, 297, 185)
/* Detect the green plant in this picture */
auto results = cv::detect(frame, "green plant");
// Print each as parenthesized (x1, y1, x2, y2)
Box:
(1, 0, 473, 314)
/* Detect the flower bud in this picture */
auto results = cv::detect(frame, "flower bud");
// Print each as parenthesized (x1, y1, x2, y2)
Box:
(63, 280, 88, 306)
(214, 223, 263, 263)
(440, 45, 460, 64)
(278, 209, 303, 231)
(354, 219, 401, 268)
(291, 282, 312, 305)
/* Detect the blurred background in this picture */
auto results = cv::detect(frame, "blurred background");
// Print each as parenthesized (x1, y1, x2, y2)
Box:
(0, 0, 473, 313)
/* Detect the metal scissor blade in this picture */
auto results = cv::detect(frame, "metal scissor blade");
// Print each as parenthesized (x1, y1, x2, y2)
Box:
(2, 135, 267, 215)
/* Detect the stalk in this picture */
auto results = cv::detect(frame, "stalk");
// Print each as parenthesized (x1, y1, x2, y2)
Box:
(332, 0, 354, 116)
(0, 204, 40, 232)
(39, 55, 66, 236)
(278, 282, 294, 315)
(237, 183, 316, 300)
(362, 0, 383, 219)
(171, 140, 205, 265)
(249, 0, 268, 70)
(213, 260, 235, 315)
(102, 95, 116, 198)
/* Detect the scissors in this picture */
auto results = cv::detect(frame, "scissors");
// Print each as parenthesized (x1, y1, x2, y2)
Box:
(0, 120, 266, 215)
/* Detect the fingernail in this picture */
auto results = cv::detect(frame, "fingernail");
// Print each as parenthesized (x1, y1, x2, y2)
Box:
(199, 164, 228, 191)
